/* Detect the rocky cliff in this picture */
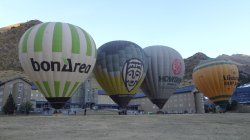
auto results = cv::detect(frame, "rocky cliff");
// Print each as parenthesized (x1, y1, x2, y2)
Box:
(0, 20, 42, 71)
(0, 20, 249, 86)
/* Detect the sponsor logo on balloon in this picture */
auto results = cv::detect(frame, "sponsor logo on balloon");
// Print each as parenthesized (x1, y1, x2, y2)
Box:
(30, 58, 92, 73)
(158, 76, 182, 84)
(223, 74, 238, 86)
(172, 59, 182, 75)
(122, 58, 144, 92)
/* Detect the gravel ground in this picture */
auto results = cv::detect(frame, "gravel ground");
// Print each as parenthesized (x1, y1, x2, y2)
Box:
(0, 113, 249, 140)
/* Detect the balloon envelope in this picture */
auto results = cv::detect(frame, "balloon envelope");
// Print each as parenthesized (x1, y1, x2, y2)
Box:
(94, 41, 148, 108)
(18, 22, 96, 109)
(141, 45, 185, 109)
(192, 59, 239, 108)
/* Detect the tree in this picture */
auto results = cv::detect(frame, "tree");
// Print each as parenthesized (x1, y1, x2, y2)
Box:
(20, 101, 33, 115)
(2, 94, 16, 115)
(25, 101, 33, 115)
(20, 102, 26, 114)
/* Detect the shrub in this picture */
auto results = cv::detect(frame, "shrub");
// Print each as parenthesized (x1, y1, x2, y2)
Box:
(2, 94, 16, 115)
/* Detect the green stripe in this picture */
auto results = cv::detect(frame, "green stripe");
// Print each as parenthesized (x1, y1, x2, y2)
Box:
(69, 82, 80, 97)
(34, 23, 49, 52)
(43, 81, 52, 97)
(210, 95, 231, 100)
(69, 24, 80, 54)
(22, 27, 33, 53)
(81, 29, 92, 56)
(54, 81, 60, 97)
(62, 81, 71, 97)
(52, 23, 62, 52)
(35, 81, 47, 97)
(193, 62, 234, 72)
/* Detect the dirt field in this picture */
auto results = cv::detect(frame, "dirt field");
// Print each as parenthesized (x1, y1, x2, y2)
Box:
(0, 113, 249, 140)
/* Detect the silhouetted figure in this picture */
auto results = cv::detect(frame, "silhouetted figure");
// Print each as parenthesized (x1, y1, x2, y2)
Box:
(84, 108, 87, 116)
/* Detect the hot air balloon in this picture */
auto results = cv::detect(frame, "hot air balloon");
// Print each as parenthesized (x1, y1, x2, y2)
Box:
(141, 45, 185, 110)
(94, 40, 148, 109)
(18, 22, 96, 109)
(192, 59, 239, 109)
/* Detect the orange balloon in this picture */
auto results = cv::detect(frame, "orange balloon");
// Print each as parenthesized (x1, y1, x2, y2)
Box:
(192, 59, 239, 108)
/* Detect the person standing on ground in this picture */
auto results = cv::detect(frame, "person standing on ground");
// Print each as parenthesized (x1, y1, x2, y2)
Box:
(84, 108, 87, 116)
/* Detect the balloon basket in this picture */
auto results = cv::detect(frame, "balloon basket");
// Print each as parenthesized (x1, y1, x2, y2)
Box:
(156, 109, 165, 114)
(118, 107, 127, 115)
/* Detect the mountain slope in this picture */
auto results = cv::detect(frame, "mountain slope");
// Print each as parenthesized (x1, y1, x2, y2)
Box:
(0, 20, 42, 71)
(0, 20, 249, 87)
(184, 52, 210, 80)
(217, 54, 250, 86)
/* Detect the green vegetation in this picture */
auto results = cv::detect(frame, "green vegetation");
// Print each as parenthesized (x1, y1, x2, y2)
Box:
(20, 101, 33, 115)
(2, 94, 16, 115)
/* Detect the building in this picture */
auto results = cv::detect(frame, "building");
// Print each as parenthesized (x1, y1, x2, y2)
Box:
(67, 83, 85, 108)
(94, 84, 205, 114)
(0, 78, 32, 111)
(0, 77, 96, 112)
(67, 77, 98, 109)
(29, 84, 47, 111)
(83, 78, 98, 108)
(0, 75, 208, 114)
(96, 90, 117, 109)
(30, 83, 47, 102)
(130, 86, 205, 114)
(29, 77, 98, 110)
(231, 86, 250, 104)
(89, 77, 205, 114)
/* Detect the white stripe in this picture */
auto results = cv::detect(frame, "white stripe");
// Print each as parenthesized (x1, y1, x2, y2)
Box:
(62, 23, 72, 57)
(26, 24, 49, 97)
(27, 24, 41, 54)
(89, 34, 96, 58)
(43, 22, 56, 97)
(76, 26, 86, 58)
(74, 26, 87, 83)
(58, 23, 72, 97)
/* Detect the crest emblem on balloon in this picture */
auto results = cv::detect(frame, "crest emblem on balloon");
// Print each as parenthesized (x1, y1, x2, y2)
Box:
(122, 58, 144, 92)
(94, 40, 148, 108)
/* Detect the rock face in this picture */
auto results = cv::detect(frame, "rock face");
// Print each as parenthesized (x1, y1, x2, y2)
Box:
(183, 53, 250, 87)
(217, 54, 250, 86)
(0, 23, 21, 33)
(0, 20, 249, 86)
(184, 52, 210, 80)
(0, 20, 42, 71)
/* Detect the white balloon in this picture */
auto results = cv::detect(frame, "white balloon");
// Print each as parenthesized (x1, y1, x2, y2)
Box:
(141, 45, 185, 109)
(18, 22, 96, 108)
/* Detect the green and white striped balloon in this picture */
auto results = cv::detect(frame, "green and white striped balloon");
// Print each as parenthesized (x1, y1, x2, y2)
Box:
(18, 22, 96, 109)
